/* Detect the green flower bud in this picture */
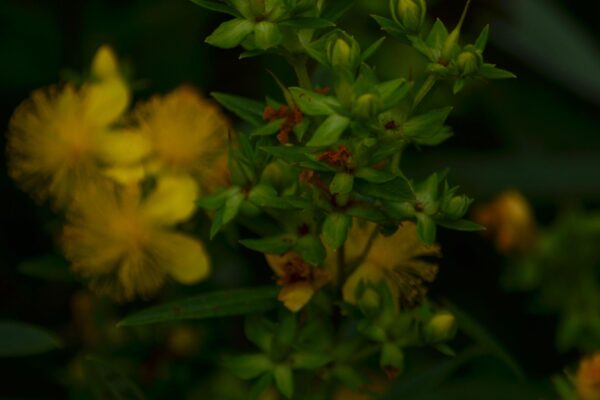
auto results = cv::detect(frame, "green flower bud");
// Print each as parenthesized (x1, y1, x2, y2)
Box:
(443, 194, 471, 219)
(328, 37, 360, 71)
(392, 0, 426, 33)
(357, 287, 381, 314)
(380, 343, 404, 375)
(456, 45, 483, 77)
(353, 93, 379, 120)
(424, 312, 457, 343)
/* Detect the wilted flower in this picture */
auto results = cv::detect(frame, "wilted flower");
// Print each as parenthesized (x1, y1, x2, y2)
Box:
(133, 86, 230, 194)
(265, 252, 330, 312)
(576, 353, 600, 400)
(472, 190, 537, 254)
(337, 221, 440, 309)
(6, 45, 141, 209)
(62, 175, 210, 301)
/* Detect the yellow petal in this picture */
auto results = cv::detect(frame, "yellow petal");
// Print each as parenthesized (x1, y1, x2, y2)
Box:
(154, 232, 211, 284)
(85, 79, 129, 127)
(92, 45, 119, 80)
(342, 261, 386, 305)
(278, 282, 314, 312)
(96, 130, 152, 165)
(141, 174, 199, 225)
(104, 165, 146, 185)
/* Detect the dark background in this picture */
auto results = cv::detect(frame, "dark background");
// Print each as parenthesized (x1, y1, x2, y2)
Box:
(1, 0, 599, 398)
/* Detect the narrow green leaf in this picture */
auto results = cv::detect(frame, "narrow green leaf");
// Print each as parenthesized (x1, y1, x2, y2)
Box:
(254, 21, 283, 50)
(223, 191, 245, 224)
(293, 235, 326, 266)
(377, 78, 409, 110)
(354, 167, 395, 183)
(416, 213, 436, 245)
(307, 114, 350, 147)
(278, 17, 335, 29)
(480, 64, 517, 79)
(0, 321, 61, 357)
(18, 254, 74, 282)
(453, 79, 466, 94)
(212, 92, 264, 127)
(475, 24, 490, 52)
(205, 18, 255, 49)
(289, 87, 339, 116)
(249, 373, 274, 400)
(426, 19, 449, 49)
(274, 365, 294, 399)
(322, 213, 352, 250)
(354, 177, 414, 202)
(119, 287, 279, 326)
(261, 146, 314, 163)
(404, 107, 453, 139)
(322, 0, 356, 22)
(240, 235, 297, 254)
(188, 0, 241, 17)
(371, 15, 404, 37)
(361, 37, 386, 62)
(330, 172, 354, 195)
(251, 119, 284, 137)
(198, 187, 240, 209)
(224, 354, 273, 379)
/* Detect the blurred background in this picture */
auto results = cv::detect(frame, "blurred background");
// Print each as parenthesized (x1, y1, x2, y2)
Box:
(1, 0, 599, 398)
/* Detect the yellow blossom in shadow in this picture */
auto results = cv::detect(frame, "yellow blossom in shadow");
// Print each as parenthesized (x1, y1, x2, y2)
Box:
(328, 221, 440, 309)
(576, 353, 600, 400)
(132, 86, 230, 194)
(62, 174, 210, 301)
(265, 252, 331, 312)
(6, 45, 148, 209)
(472, 190, 537, 254)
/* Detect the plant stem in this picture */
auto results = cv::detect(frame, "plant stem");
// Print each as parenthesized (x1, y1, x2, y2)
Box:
(336, 243, 346, 291)
(412, 74, 437, 111)
(292, 58, 312, 90)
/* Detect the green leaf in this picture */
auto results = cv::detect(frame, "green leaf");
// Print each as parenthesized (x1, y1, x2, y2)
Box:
(240, 235, 297, 254)
(119, 287, 279, 326)
(250, 119, 284, 137)
(447, 302, 525, 379)
(330, 172, 354, 195)
(18, 254, 74, 282)
(321, 0, 356, 22)
(371, 15, 404, 37)
(416, 213, 436, 245)
(212, 92, 264, 127)
(254, 21, 283, 50)
(475, 24, 490, 52)
(224, 354, 273, 379)
(354, 177, 414, 202)
(274, 365, 294, 399)
(261, 145, 315, 163)
(198, 187, 240, 209)
(278, 17, 335, 29)
(245, 316, 274, 353)
(292, 235, 326, 266)
(346, 205, 386, 223)
(437, 219, 485, 232)
(453, 79, 466, 94)
(291, 352, 331, 369)
(354, 167, 395, 183)
(480, 64, 517, 79)
(248, 185, 294, 209)
(361, 37, 386, 62)
(205, 18, 255, 49)
(249, 373, 274, 400)
(82, 357, 146, 400)
(188, 0, 241, 17)
(322, 213, 352, 250)
(289, 87, 339, 116)
(377, 78, 409, 110)
(222, 191, 245, 225)
(426, 19, 449, 50)
(307, 114, 350, 147)
(0, 320, 61, 357)
(403, 107, 453, 140)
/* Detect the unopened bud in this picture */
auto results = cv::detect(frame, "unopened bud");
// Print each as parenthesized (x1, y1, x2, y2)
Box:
(443, 195, 471, 219)
(393, 0, 426, 33)
(358, 287, 381, 313)
(353, 93, 379, 120)
(380, 343, 404, 377)
(456, 45, 483, 77)
(329, 37, 359, 71)
(424, 312, 457, 343)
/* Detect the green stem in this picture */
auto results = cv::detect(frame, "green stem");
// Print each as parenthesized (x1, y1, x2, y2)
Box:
(292, 58, 312, 90)
(412, 75, 437, 111)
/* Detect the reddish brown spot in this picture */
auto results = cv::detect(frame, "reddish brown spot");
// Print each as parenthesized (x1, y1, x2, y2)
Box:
(385, 120, 398, 130)
(317, 145, 352, 169)
(276, 256, 313, 286)
(414, 202, 424, 212)
(384, 366, 400, 381)
(263, 104, 304, 144)
(315, 86, 331, 94)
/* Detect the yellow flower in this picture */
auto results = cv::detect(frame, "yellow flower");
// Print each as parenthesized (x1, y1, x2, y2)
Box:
(472, 190, 537, 254)
(62, 174, 210, 301)
(265, 252, 331, 312)
(332, 221, 440, 309)
(133, 86, 230, 194)
(6, 45, 145, 209)
(576, 353, 600, 400)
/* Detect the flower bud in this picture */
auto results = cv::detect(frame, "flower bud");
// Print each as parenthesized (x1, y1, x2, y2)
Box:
(443, 195, 471, 219)
(393, 0, 426, 33)
(424, 311, 457, 343)
(329, 37, 360, 71)
(353, 93, 379, 120)
(357, 287, 381, 314)
(456, 46, 483, 77)
(380, 343, 404, 379)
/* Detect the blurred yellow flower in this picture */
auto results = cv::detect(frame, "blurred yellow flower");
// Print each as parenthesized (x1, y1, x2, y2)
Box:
(62, 175, 210, 301)
(472, 190, 537, 254)
(265, 252, 331, 312)
(331, 221, 440, 309)
(576, 353, 600, 400)
(6, 45, 146, 209)
(133, 86, 230, 193)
